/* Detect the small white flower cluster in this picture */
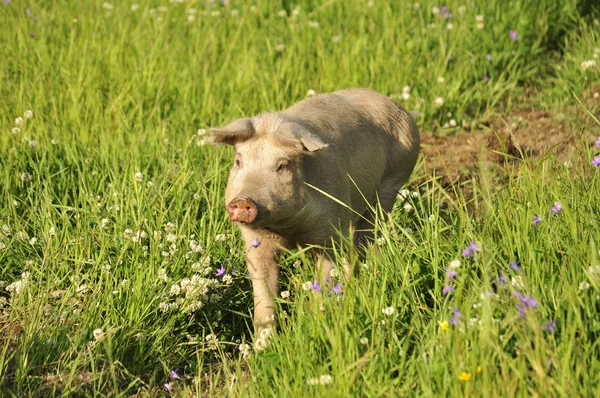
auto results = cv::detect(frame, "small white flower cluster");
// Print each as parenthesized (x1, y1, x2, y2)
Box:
(581, 59, 597, 71)
(382, 306, 396, 316)
(205, 333, 219, 350)
(475, 14, 484, 29)
(396, 188, 419, 213)
(238, 342, 251, 358)
(93, 328, 105, 341)
(433, 96, 444, 107)
(11, 109, 33, 134)
(254, 327, 273, 351)
(159, 274, 219, 314)
(306, 374, 333, 385)
(123, 228, 147, 243)
(6, 272, 31, 297)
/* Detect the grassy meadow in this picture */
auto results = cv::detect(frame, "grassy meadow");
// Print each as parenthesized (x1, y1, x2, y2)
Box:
(1, 0, 600, 396)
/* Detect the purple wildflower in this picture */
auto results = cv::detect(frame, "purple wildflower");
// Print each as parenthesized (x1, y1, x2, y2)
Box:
(449, 316, 459, 325)
(513, 290, 538, 316)
(462, 241, 479, 257)
(312, 280, 322, 293)
(215, 266, 225, 277)
(448, 55, 453, 61)
(441, 6, 447, 13)
(544, 319, 556, 333)
(452, 308, 462, 318)
(29, 32, 35, 37)
(486, 54, 492, 61)
(592, 156, 600, 167)
(165, 382, 173, 392)
(509, 259, 522, 271)
(595, 136, 600, 148)
(498, 272, 507, 285)
(442, 285, 454, 295)
(4, 0, 10, 4)
(509, 30, 518, 41)
(533, 215, 542, 226)
(251, 238, 261, 248)
(332, 283, 342, 294)
(483, 75, 490, 82)
(170, 370, 180, 379)
(26, 8, 31, 14)
(551, 202, 563, 214)
(33, 16, 38, 21)
(446, 268, 457, 279)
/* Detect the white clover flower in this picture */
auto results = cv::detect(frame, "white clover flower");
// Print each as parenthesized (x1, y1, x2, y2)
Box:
(12, 127, 20, 134)
(446, 23, 454, 30)
(308, 20, 319, 29)
(292, 7, 301, 16)
(437, 76, 445, 83)
(360, 336, 369, 345)
(589, 265, 600, 279)
(165, 222, 175, 232)
(579, 281, 590, 291)
(15, 117, 24, 126)
(169, 284, 181, 296)
(402, 85, 411, 93)
(102, 2, 114, 10)
(231, 9, 239, 16)
(76, 284, 88, 295)
(414, 2, 420, 10)
(411, 191, 419, 198)
(24, 110, 33, 119)
(135, 172, 144, 182)
(274, 43, 285, 52)
(0, 242, 6, 251)
(377, 237, 386, 246)
(511, 275, 524, 289)
(397, 188, 410, 201)
(222, 274, 232, 285)
(331, 35, 341, 43)
(123, 229, 133, 238)
(93, 328, 105, 340)
(302, 281, 313, 291)
(581, 60, 597, 70)
(319, 375, 333, 385)
(401, 92, 411, 100)
(254, 337, 268, 351)
(131, 4, 140, 11)
(166, 233, 177, 243)
(476, 22, 484, 29)
(307, 378, 320, 386)
(449, 259, 461, 269)
(329, 268, 339, 278)
(20, 172, 31, 183)
(458, 5, 466, 14)
(475, 15, 484, 22)
(306, 89, 316, 97)
(433, 96, 444, 107)
(278, 9, 287, 17)
(239, 343, 251, 358)
(215, 234, 228, 242)
(403, 202, 413, 212)
(382, 306, 395, 316)
(428, 214, 436, 222)
(29, 237, 37, 246)
(101, 218, 109, 229)
(28, 139, 37, 148)
(432, 6, 440, 15)
(449, 119, 457, 127)
(280, 290, 290, 299)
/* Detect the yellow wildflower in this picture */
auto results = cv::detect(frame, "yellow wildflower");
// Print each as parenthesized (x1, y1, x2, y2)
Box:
(459, 372, 472, 381)
(439, 320, 449, 331)
(477, 366, 482, 374)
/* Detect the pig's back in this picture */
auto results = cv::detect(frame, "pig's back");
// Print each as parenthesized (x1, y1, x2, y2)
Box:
(282, 88, 419, 217)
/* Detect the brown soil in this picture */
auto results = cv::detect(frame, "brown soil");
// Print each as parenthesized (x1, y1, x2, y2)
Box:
(419, 109, 599, 187)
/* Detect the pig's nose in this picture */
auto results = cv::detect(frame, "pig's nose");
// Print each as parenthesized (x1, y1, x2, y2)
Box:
(227, 197, 258, 223)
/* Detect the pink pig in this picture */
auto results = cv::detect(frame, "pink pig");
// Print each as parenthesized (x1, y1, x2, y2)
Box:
(211, 88, 420, 334)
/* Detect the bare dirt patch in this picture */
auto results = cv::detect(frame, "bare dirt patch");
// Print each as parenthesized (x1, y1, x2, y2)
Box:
(419, 109, 598, 186)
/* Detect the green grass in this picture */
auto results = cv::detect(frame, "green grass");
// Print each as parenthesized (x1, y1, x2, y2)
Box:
(1, 0, 600, 396)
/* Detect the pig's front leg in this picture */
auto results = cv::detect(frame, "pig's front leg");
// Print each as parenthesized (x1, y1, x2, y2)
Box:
(240, 227, 284, 335)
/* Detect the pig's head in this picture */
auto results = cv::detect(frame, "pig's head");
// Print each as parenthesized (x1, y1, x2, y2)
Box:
(210, 113, 327, 228)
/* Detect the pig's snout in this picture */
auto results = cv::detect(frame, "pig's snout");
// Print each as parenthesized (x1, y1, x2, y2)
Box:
(227, 197, 258, 223)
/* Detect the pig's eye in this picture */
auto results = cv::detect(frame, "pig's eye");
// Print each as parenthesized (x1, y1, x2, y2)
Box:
(276, 160, 289, 172)
(235, 157, 241, 167)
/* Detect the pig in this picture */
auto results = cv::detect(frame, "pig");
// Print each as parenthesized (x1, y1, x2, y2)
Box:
(210, 88, 419, 334)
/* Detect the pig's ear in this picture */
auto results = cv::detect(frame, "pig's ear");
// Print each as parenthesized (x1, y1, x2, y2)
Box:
(210, 118, 255, 145)
(299, 132, 328, 152)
